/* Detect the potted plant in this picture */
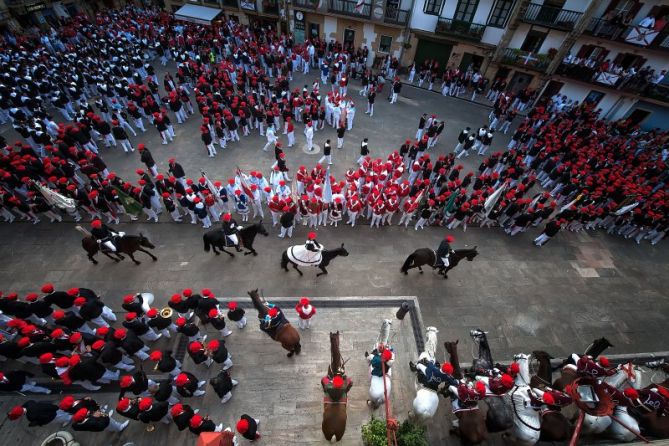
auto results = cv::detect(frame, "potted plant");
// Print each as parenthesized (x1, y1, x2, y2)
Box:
(361, 417, 428, 446)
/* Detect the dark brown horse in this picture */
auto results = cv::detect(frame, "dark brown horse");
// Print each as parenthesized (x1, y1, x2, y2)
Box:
(532, 350, 573, 442)
(322, 331, 351, 442)
(444, 339, 487, 445)
(247, 289, 301, 357)
(400, 247, 478, 279)
(552, 337, 613, 391)
(203, 221, 268, 257)
(77, 226, 157, 265)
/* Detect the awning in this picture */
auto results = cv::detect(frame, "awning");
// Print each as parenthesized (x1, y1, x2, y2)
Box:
(174, 4, 223, 26)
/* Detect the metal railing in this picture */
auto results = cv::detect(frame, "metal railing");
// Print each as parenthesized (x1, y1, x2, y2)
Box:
(651, 32, 669, 51)
(501, 48, 551, 72)
(384, 7, 410, 26)
(522, 2, 583, 31)
(328, 0, 371, 18)
(435, 18, 486, 41)
(293, 0, 318, 8)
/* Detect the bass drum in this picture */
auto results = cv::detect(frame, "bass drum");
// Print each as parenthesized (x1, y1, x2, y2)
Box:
(140, 292, 154, 313)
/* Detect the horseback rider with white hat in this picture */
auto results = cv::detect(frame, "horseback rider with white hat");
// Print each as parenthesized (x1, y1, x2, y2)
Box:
(91, 219, 124, 252)
(436, 235, 455, 268)
(220, 212, 241, 247)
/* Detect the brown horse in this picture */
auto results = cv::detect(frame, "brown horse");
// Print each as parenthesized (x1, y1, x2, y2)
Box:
(77, 226, 157, 265)
(247, 289, 301, 357)
(552, 337, 614, 391)
(532, 350, 573, 442)
(444, 340, 487, 445)
(322, 331, 351, 442)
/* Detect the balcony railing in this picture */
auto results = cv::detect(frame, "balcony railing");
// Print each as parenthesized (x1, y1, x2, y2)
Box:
(384, 7, 410, 26)
(522, 2, 583, 31)
(556, 62, 669, 104)
(328, 0, 371, 18)
(501, 48, 551, 72)
(586, 18, 669, 49)
(435, 18, 486, 42)
(293, 0, 317, 8)
(651, 32, 669, 51)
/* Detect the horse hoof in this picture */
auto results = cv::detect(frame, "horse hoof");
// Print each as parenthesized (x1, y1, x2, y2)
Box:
(134, 261, 141, 265)
(118, 255, 125, 260)
(253, 252, 258, 256)
(215, 252, 220, 255)
(419, 271, 424, 274)
(152, 257, 157, 262)
(403, 271, 408, 275)
(114, 259, 120, 263)
(287, 352, 294, 358)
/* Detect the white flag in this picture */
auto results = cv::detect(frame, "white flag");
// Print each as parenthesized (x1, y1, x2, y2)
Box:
(484, 183, 505, 216)
(323, 167, 333, 203)
(615, 202, 639, 216)
(34, 181, 76, 212)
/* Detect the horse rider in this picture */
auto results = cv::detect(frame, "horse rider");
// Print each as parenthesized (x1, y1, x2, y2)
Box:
(304, 231, 323, 263)
(409, 359, 458, 391)
(259, 306, 288, 340)
(366, 344, 394, 377)
(571, 355, 617, 379)
(450, 380, 486, 415)
(91, 219, 125, 252)
(220, 213, 241, 247)
(321, 375, 353, 401)
(436, 234, 455, 269)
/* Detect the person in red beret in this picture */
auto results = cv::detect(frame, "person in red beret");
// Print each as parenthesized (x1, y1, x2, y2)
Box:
(226, 301, 246, 329)
(236, 414, 261, 441)
(295, 297, 316, 330)
(71, 407, 129, 432)
(7, 400, 71, 426)
(0, 370, 51, 394)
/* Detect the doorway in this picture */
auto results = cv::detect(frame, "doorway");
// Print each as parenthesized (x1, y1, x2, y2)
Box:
(343, 28, 355, 50)
(541, 79, 564, 100)
(459, 52, 484, 71)
(309, 23, 320, 39)
(413, 39, 452, 70)
(508, 71, 534, 93)
(626, 108, 651, 126)
(521, 29, 548, 52)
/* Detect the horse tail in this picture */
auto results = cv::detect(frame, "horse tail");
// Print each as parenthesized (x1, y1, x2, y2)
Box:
(401, 253, 415, 273)
(203, 235, 211, 252)
(75, 225, 92, 237)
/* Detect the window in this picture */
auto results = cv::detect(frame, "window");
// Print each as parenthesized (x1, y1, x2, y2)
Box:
(379, 35, 393, 53)
(584, 90, 605, 105)
(423, 0, 443, 16)
(454, 0, 480, 23)
(520, 29, 547, 52)
(488, 0, 515, 28)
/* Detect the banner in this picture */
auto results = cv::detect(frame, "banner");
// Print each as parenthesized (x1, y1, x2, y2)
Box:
(595, 72, 621, 86)
(112, 186, 143, 216)
(625, 26, 659, 46)
(294, 10, 305, 43)
(34, 181, 76, 212)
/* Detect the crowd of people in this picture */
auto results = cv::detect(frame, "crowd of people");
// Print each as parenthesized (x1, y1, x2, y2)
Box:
(0, 282, 317, 440)
(0, 5, 666, 253)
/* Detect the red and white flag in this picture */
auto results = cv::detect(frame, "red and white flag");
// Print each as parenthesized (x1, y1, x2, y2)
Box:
(235, 167, 255, 198)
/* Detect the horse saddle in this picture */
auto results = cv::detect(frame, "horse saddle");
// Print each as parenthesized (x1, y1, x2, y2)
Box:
(260, 316, 289, 340)
(287, 245, 322, 266)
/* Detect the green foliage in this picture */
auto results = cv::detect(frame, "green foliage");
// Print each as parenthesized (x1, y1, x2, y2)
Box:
(361, 417, 428, 446)
(361, 417, 387, 446)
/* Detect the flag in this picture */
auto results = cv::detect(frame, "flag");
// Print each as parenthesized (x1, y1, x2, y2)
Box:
(615, 202, 639, 216)
(559, 194, 582, 213)
(484, 183, 505, 216)
(354, 0, 365, 13)
(235, 167, 254, 198)
(33, 181, 76, 212)
(201, 170, 223, 205)
(443, 190, 458, 215)
(625, 26, 659, 46)
(323, 167, 333, 204)
(595, 72, 620, 86)
(112, 186, 143, 215)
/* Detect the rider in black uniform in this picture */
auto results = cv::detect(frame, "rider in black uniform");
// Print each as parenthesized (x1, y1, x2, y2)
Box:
(436, 235, 454, 269)
(91, 219, 123, 252)
(220, 212, 241, 249)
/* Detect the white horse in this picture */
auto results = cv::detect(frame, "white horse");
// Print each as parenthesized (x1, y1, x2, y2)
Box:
(504, 353, 542, 446)
(411, 327, 440, 421)
(367, 319, 393, 409)
(604, 363, 643, 442)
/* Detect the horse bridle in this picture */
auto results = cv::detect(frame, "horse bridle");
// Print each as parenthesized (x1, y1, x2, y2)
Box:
(510, 386, 541, 432)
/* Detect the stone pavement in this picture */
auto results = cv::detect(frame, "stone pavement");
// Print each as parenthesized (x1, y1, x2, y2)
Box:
(0, 297, 422, 446)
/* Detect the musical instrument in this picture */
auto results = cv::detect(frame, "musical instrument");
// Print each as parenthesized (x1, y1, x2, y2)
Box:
(160, 307, 173, 318)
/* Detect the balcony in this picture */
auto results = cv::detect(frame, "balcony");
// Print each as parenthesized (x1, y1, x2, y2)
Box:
(384, 7, 410, 26)
(262, 0, 281, 15)
(585, 18, 669, 50)
(293, 0, 317, 8)
(328, 0, 371, 18)
(556, 62, 669, 104)
(501, 48, 551, 72)
(435, 18, 486, 42)
(522, 2, 583, 31)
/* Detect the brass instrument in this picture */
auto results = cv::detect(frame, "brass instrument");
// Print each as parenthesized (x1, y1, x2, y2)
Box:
(160, 307, 173, 318)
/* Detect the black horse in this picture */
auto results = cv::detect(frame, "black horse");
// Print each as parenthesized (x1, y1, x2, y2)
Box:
(80, 231, 157, 265)
(281, 243, 349, 277)
(203, 221, 268, 257)
(400, 247, 478, 278)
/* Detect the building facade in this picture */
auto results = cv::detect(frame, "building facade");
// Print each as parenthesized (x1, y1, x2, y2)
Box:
(405, 0, 669, 129)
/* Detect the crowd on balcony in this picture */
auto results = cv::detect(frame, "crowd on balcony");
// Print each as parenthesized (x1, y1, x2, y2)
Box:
(557, 53, 666, 95)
